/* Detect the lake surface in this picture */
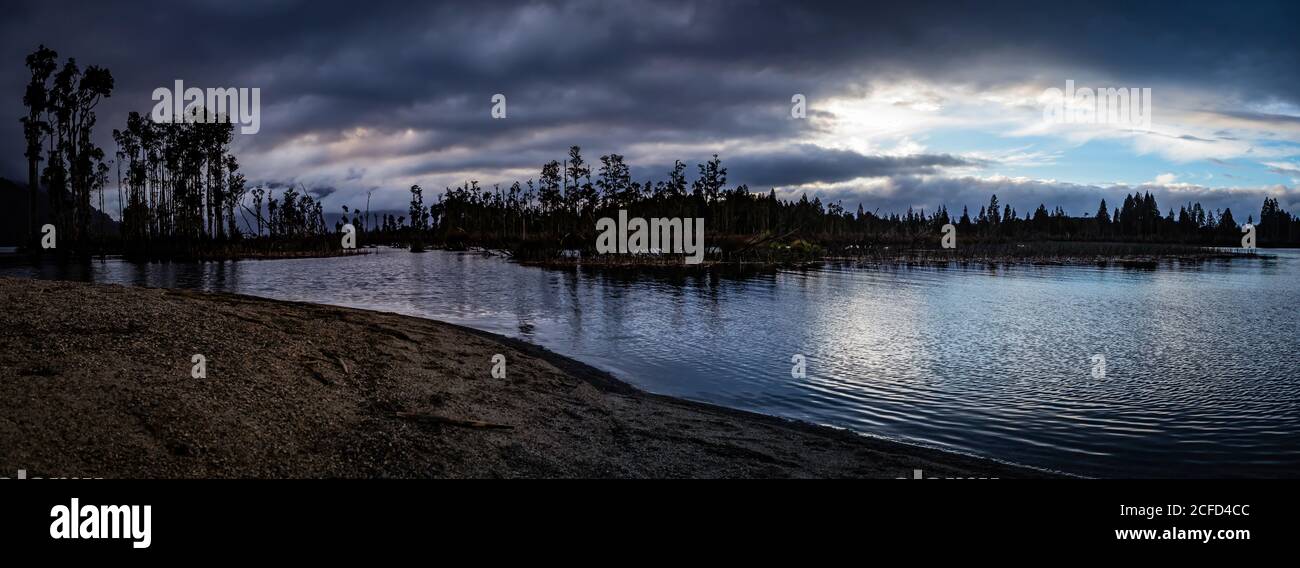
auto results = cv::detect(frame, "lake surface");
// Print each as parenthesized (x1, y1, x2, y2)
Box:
(4, 248, 1298, 477)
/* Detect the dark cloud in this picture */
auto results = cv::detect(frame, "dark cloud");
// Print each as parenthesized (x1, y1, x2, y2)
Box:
(724, 146, 984, 188)
(0, 0, 1296, 212)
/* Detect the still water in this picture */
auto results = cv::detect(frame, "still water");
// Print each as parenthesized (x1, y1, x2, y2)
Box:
(4, 248, 1298, 477)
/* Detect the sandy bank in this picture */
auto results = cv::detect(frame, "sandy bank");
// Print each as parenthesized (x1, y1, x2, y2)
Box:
(0, 277, 1048, 478)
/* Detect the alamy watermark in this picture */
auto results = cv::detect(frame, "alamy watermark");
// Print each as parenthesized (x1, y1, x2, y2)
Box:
(151, 80, 260, 134)
(341, 223, 357, 250)
(596, 210, 706, 265)
(1041, 80, 1151, 130)
(491, 94, 507, 119)
(901, 469, 997, 480)
(1091, 354, 1107, 379)
(50, 498, 151, 549)
(41, 224, 56, 249)
(2, 469, 100, 479)
(191, 354, 207, 379)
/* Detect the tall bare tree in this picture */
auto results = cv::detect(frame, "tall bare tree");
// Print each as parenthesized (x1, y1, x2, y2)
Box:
(20, 45, 57, 248)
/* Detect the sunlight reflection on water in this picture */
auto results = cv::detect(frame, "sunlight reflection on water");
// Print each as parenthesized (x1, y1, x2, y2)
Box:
(6, 248, 1299, 477)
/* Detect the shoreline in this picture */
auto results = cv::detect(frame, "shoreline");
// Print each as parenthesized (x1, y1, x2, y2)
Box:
(516, 248, 1266, 270)
(0, 276, 1055, 478)
(3, 240, 1274, 269)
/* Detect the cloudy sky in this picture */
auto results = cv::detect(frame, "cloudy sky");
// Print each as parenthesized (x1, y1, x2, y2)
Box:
(2, 0, 1298, 219)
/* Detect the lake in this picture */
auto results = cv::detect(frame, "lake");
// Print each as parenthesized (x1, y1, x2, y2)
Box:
(4, 248, 1298, 477)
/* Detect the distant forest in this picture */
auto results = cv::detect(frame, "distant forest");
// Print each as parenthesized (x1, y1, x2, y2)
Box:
(10, 45, 1300, 258)
(385, 146, 1300, 259)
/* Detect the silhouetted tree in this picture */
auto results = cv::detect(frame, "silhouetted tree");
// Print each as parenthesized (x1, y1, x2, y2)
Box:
(20, 45, 57, 248)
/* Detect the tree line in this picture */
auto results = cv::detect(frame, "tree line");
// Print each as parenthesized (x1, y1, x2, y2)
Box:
(20, 45, 329, 256)
(17, 46, 1300, 257)
(387, 146, 1300, 256)
(21, 45, 113, 250)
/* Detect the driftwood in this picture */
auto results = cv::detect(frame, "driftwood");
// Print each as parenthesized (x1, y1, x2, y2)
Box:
(395, 412, 513, 430)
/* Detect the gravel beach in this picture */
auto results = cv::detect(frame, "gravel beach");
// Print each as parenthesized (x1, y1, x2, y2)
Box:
(0, 277, 1045, 478)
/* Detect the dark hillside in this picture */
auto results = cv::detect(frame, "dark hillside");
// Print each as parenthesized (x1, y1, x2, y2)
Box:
(0, 177, 117, 246)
